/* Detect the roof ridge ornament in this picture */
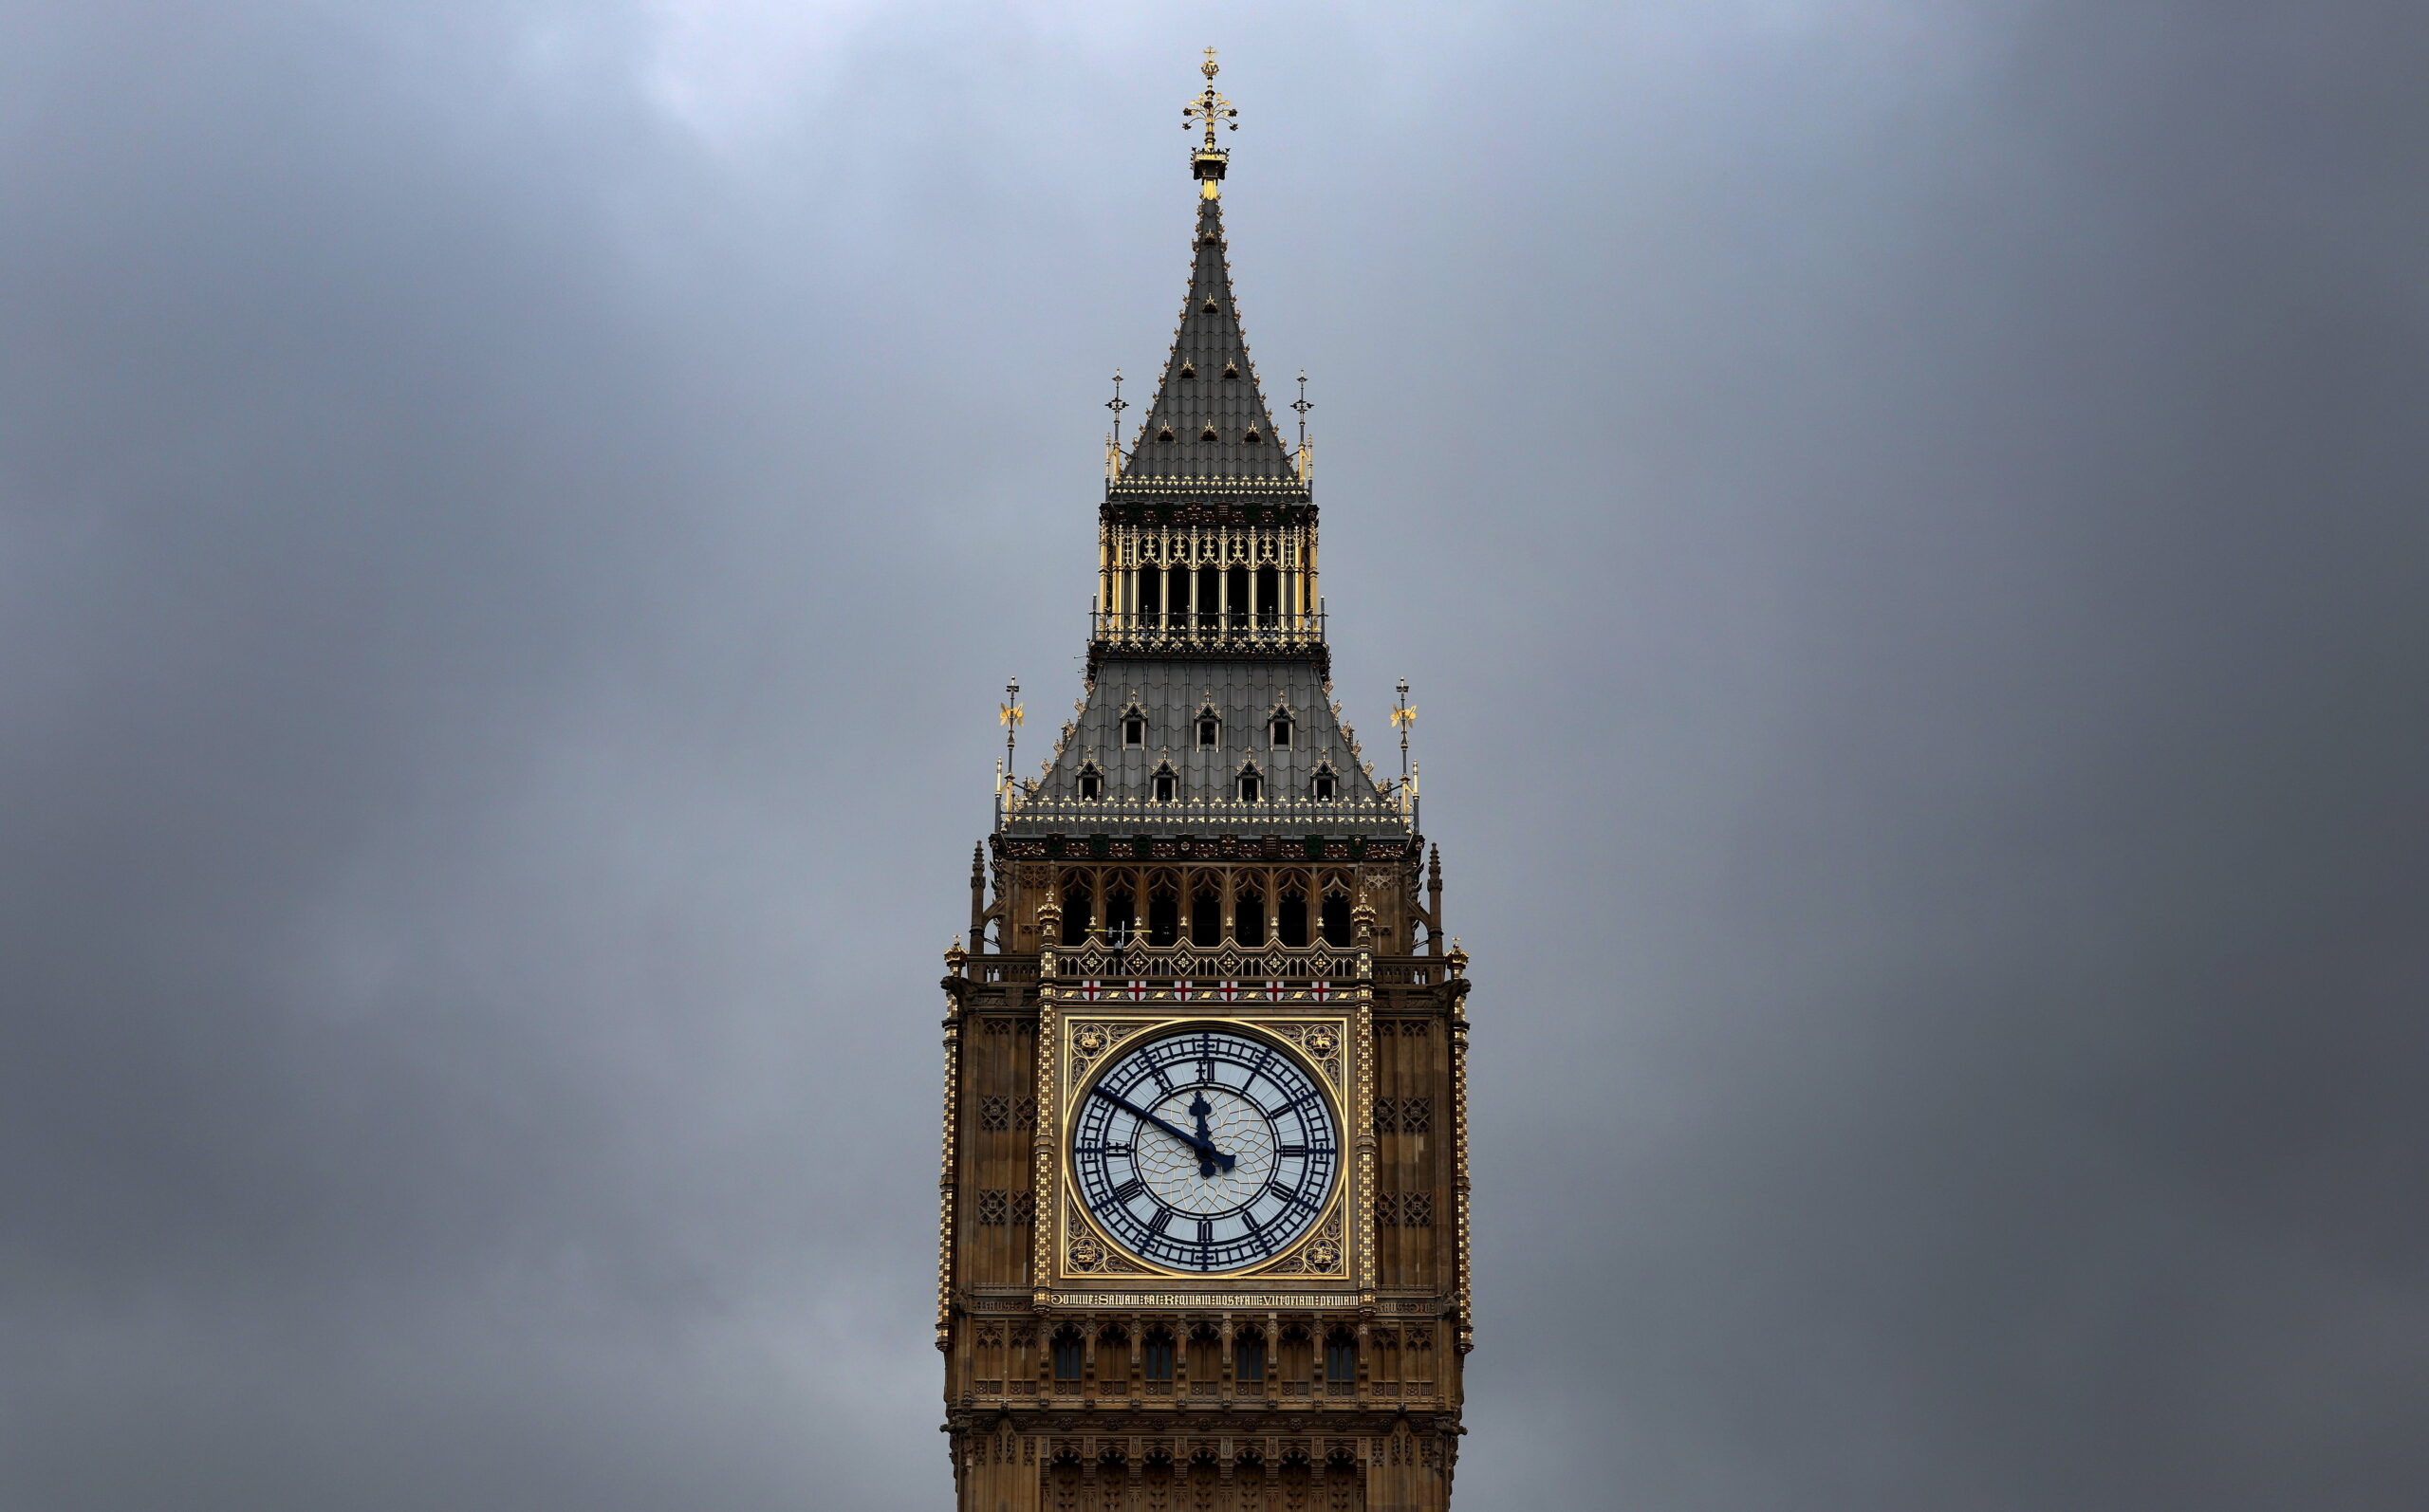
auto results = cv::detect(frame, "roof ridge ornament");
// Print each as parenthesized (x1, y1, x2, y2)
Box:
(1184, 47, 1237, 198)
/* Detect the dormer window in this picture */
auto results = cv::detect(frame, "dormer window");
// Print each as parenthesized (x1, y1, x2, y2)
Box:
(1199, 425, 1218, 442)
(1202, 298, 1219, 314)
(1152, 765, 1177, 802)
(1157, 426, 1175, 443)
(1179, 362, 1196, 380)
(1196, 714, 1221, 749)
(1242, 427, 1260, 444)
(1269, 711, 1293, 747)
(1222, 361, 1239, 379)
(1235, 764, 1263, 802)
(1121, 709, 1147, 747)
(1310, 764, 1337, 801)
(1077, 763, 1103, 801)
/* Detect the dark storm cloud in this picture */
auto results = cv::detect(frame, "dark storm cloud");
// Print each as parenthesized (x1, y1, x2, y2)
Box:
(4, 1, 2424, 1507)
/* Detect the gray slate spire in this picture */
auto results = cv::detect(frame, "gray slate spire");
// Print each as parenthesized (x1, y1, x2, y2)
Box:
(1120, 195, 1298, 484)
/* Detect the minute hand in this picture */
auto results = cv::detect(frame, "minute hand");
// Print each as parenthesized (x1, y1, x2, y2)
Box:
(1089, 1086, 1236, 1172)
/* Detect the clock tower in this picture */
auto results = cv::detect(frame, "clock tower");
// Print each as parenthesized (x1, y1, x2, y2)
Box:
(936, 55, 1474, 1511)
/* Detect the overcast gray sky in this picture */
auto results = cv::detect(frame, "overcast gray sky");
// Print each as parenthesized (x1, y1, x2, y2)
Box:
(5, 1, 2427, 1507)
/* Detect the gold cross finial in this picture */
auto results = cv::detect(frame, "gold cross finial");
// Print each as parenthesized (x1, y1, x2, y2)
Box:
(1184, 51, 1237, 153)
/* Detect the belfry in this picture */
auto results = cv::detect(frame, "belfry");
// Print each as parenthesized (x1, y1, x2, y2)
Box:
(937, 54, 1474, 1511)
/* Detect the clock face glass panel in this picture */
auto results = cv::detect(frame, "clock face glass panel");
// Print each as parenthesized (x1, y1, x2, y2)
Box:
(1070, 1026, 1341, 1273)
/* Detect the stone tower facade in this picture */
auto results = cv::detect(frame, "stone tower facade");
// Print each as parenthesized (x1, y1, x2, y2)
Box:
(937, 56, 1474, 1512)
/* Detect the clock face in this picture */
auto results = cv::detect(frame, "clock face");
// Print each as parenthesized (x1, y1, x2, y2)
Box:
(1070, 1026, 1341, 1273)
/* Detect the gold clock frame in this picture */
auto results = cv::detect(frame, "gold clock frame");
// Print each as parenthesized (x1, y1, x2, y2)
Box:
(1039, 1005, 1368, 1297)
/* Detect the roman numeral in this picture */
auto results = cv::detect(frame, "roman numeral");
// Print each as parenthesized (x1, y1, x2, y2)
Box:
(1196, 1219, 1214, 1245)
(1147, 1208, 1173, 1236)
(1103, 1143, 1131, 1157)
(1112, 1178, 1144, 1204)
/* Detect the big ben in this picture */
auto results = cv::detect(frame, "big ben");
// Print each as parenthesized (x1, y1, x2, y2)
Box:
(937, 54, 1474, 1512)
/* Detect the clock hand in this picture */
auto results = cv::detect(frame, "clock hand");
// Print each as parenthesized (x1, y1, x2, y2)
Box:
(1189, 1094, 1221, 1179)
(1089, 1086, 1236, 1173)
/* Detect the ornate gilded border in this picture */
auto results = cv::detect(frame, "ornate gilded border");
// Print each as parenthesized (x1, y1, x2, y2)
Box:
(1048, 1009, 1361, 1288)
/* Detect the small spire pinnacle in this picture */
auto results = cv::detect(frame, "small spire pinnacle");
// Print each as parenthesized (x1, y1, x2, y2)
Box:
(1184, 48, 1237, 197)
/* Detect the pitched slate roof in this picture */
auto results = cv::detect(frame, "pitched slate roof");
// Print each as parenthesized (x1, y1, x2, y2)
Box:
(1119, 195, 1299, 485)
(1005, 657, 1406, 838)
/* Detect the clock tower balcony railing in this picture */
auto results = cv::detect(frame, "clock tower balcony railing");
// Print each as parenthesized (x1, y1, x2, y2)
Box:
(1048, 931, 1364, 985)
(1002, 789, 1404, 833)
(1087, 608, 1326, 655)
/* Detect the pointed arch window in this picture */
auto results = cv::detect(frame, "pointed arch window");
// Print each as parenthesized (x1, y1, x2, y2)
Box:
(1234, 1328, 1267, 1384)
(1147, 879, 1180, 948)
(1052, 1328, 1084, 1384)
(1320, 887, 1353, 948)
(1142, 1329, 1176, 1383)
(1234, 878, 1268, 947)
(1325, 1329, 1358, 1386)
(1190, 880, 1222, 947)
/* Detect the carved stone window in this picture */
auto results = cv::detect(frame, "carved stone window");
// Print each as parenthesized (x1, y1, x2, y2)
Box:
(979, 1095, 1011, 1132)
(1010, 1190, 1036, 1225)
(975, 1189, 1009, 1225)
(1013, 1096, 1037, 1130)
(1324, 1330, 1357, 1385)
(1052, 1328, 1084, 1383)
(1400, 1097, 1433, 1134)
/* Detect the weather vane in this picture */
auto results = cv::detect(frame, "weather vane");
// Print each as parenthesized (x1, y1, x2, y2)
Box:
(1293, 370, 1314, 481)
(1393, 679, 1418, 826)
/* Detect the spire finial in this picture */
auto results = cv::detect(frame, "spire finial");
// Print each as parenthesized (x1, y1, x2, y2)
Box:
(1184, 48, 1237, 197)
